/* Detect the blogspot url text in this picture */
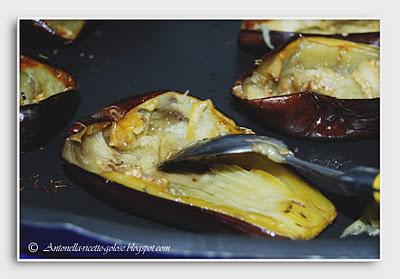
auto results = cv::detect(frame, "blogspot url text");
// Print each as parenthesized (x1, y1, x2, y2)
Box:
(27, 242, 171, 255)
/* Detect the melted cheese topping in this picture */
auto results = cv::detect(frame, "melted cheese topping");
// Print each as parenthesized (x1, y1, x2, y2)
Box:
(236, 37, 380, 100)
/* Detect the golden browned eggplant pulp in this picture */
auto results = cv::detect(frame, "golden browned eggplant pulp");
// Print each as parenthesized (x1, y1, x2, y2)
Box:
(20, 55, 76, 106)
(62, 91, 336, 239)
(39, 20, 85, 41)
(242, 20, 380, 35)
(234, 37, 380, 100)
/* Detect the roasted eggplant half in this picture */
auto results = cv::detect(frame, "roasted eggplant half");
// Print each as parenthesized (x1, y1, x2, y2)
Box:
(238, 20, 380, 55)
(20, 20, 86, 45)
(20, 55, 79, 151)
(62, 90, 336, 240)
(232, 36, 380, 139)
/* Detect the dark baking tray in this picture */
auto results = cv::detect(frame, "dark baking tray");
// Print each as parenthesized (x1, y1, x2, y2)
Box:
(19, 20, 380, 259)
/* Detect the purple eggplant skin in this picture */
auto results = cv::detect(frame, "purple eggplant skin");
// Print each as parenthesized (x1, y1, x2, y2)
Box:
(238, 30, 380, 56)
(231, 92, 379, 140)
(20, 91, 79, 152)
(62, 91, 280, 238)
(20, 56, 79, 152)
(232, 36, 380, 140)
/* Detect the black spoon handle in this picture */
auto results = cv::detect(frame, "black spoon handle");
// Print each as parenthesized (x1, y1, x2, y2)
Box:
(338, 167, 380, 203)
(286, 155, 380, 202)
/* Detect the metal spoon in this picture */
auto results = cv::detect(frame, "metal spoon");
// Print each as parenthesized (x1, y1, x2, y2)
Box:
(158, 134, 380, 202)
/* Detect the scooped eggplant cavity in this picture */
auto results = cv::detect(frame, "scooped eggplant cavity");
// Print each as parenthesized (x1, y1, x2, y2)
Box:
(62, 91, 336, 239)
(20, 55, 76, 106)
(235, 37, 380, 100)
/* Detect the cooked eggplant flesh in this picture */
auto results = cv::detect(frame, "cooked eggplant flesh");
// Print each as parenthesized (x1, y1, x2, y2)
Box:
(243, 20, 380, 35)
(62, 92, 336, 239)
(42, 20, 85, 40)
(235, 37, 380, 100)
(20, 56, 75, 106)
